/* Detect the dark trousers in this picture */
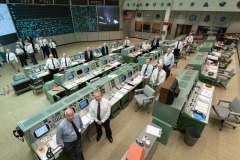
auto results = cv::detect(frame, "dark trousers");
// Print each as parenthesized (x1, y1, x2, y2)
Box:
(41, 46, 50, 58)
(125, 45, 129, 48)
(163, 64, 171, 79)
(95, 118, 112, 139)
(49, 68, 59, 80)
(18, 54, 27, 67)
(51, 48, 58, 58)
(63, 138, 85, 160)
(29, 53, 38, 65)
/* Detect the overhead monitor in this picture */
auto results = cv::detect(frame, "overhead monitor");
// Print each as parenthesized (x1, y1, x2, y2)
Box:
(77, 69, 82, 75)
(104, 60, 107, 64)
(67, 73, 74, 80)
(34, 124, 50, 138)
(121, 75, 126, 82)
(34, 67, 41, 73)
(84, 67, 89, 73)
(111, 56, 115, 61)
(76, 55, 81, 59)
(128, 71, 132, 77)
(79, 99, 89, 109)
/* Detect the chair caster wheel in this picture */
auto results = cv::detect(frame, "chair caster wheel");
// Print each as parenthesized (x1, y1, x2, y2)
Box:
(233, 127, 236, 129)
(219, 129, 222, 131)
(135, 110, 137, 112)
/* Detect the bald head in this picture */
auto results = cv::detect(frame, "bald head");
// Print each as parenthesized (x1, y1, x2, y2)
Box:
(6, 49, 10, 53)
(65, 108, 75, 121)
(49, 54, 53, 58)
(94, 91, 102, 102)
(87, 47, 90, 51)
(167, 48, 172, 54)
(16, 44, 20, 48)
(125, 37, 128, 39)
(103, 43, 106, 46)
(157, 63, 163, 71)
(63, 53, 66, 58)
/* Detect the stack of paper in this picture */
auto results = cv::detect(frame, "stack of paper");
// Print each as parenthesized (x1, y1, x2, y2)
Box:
(201, 89, 213, 99)
(120, 88, 128, 94)
(124, 84, 133, 90)
(146, 125, 162, 137)
(195, 100, 209, 115)
(81, 115, 92, 126)
(114, 92, 124, 99)
(108, 74, 118, 78)
(198, 95, 211, 104)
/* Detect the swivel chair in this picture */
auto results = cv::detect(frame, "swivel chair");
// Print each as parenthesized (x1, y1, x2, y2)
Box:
(216, 68, 236, 90)
(134, 85, 155, 113)
(212, 97, 240, 131)
(29, 80, 44, 95)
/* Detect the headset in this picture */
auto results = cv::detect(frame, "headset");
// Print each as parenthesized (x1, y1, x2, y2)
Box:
(13, 126, 24, 142)
(46, 147, 55, 159)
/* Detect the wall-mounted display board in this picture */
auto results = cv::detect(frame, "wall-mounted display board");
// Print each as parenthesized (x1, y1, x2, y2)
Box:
(71, 0, 87, 5)
(105, 0, 119, 6)
(34, 0, 53, 4)
(8, 4, 73, 38)
(71, 5, 98, 32)
(54, 0, 69, 5)
(0, 0, 6, 3)
(9, 0, 32, 3)
(97, 6, 119, 31)
(89, 0, 103, 5)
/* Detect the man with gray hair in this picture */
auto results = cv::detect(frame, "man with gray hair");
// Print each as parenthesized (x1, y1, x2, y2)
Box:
(6, 49, 20, 73)
(56, 108, 85, 160)
(101, 43, 109, 56)
(15, 44, 28, 67)
(140, 58, 153, 86)
(84, 47, 93, 62)
(61, 53, 72, 70)
(150, 63, 166, 93)
(124, 36, 130, 48)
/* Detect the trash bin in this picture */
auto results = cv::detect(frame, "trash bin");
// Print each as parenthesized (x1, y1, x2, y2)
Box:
(184, 127, 200, 146)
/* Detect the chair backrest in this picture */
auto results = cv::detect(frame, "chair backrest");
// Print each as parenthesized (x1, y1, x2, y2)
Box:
(228, 68, 236, 78)
(143, 85, 155, 97)
(230, 97, 240, 113)
(34, 80, 44, 87)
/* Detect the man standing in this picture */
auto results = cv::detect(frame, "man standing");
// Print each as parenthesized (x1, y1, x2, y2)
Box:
(56, 108, 85, 160)
(61, 53, 72, 70)
(0, 43, 6, 63)
(15, 44, 28, 67)
(89, 91, 113, 143)
(35, 41, 44, 60)
(150, 63, 166, 93)
(162, 48, 174, 79)
(84, 47, 93, 62)
(39, 36, 50, 59)
(101, 43, 109, 56)
(173, 38, 183, 58)
(184, 33, 193, 46)
(124, 37, 130, 48)
(140, 59, 153, 86)
(6, 49, 20, 73)
(46, 54, 61, 79)
(24, 40, 38, 65)
(150, 36, 159, 52)
(49, 39, 58, 58)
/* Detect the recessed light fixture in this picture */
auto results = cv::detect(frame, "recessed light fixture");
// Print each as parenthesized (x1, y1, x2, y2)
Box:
(190, 2, 194, 7)
(153, 3, 156, 6)
(237, 1, 240, 9)
(219, 1, 226, 7)
(179, 3, 183, 6)
(146, 3, 149, 7)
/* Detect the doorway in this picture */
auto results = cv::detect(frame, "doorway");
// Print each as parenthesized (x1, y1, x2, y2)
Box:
(175, 24, 192, 37)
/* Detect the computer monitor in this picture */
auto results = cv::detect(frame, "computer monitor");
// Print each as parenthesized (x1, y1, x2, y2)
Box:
(77, 70, 82, 75)
(34, 67, 41, 73)
(104, 60, 107, 64)
(79, 99, 89, 109)
(84, 67, 89, 73)
(128, 71, 132, 77)
(95, 49, 99, 54)
(76, 55, 81, 59)
(34, 124, 50, 138)
(67, 73, 74, 80)
(121, 75, 126, 82)
(111, 56, 115, 61)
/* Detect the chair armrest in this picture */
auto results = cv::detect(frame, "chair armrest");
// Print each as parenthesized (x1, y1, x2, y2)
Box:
(135, 89, 144, 94)
(218, 99, 231, 105)
(143, 96, 155, 103)
(229, 112, 240, 116)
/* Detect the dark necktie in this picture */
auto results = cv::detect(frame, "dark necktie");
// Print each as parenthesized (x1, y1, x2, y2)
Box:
(144, 65, 148, 76)
(41, 40, 44, 46)
(52, 59, 56, 69)
(156, 70, 160, 83)
(71, 121, 80, 139)
(65, 58, 67, 67)
(97, 102, 101, 120)
(153, 39, 157, 46)
(177, 41, 179, 49)
(187, 37, 190, 42)
(7, 54, 10, 61)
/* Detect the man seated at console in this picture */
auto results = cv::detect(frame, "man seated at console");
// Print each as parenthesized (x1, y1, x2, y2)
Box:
(61, 53, 72, 70)
(142, 40, 151, 54)
(84, 47, 93, 62)
(150, 63, 166, 93)
(150, 36, 159, 52)
(140, 58, 153, 86)
(46, 54, 61, 79)
(101, 43, 109, 56)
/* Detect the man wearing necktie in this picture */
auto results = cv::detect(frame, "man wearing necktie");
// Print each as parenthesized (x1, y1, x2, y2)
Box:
(173, 38, 183, 59)
(39, 36, 50, 59)
(162, 48, 174, 79)
(150, 36, 160, 52)
(84, 47, 93, 62)
(15, 44, 28, 67)
(56, 108, 85, 160)
(6, 49, 20, 73)
(124, 37, 130, 48)
(49, 39, 58, 58)
(150, 63, 166, 94)
(184, 33, 193, 47)
(140, 59, 153, 87)
(61, 53, 72, 70)
(46, 54, 61, 79)
(101, 43, 109, 56)
(89, 91, 113, 143)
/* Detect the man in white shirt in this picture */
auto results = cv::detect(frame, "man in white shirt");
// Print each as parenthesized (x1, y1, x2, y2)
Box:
(89, 91, 113, 143)
(24, 40, 38, 65)
(142, 40, 151, 53)
(6, 49, 20, 73)
(184, 33, 194, 46)
(173, 38, 183, 58)
(49, 39, 58, 58)
(46, 54, 61, 79)
(150, 63, 166, 93)
(35, 41, 44, 60)
(61, 53, 72, 70)
(15, 44, 28, 67)
(39, 36, 50, 58)
(150, 36, 159, 52)
(124, 37, 130, 48)
(140, 58, 153, 86)
(162, 48, 174, 79)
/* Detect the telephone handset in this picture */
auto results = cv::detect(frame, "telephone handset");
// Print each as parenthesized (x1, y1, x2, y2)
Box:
(13, 126, 24, 142)
(46, 147, 55, 159)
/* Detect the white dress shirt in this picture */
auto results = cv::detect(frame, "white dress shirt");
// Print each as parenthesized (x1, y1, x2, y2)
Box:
(140, 64, 153, 79)
(46, 58, 60, 70)
(61, 57, 72, 68)
(6, 52, 18, 63)
(35, 43, 41, 51)
(151, 68, 166, 86)
(49, 42, 56, 49)
(162, 53, 174, 67)
(39, 39, 48, 47)
(15, 48, 24, 55)
(89, 98, 111, 123)
(124, 39, 130, 46)
(24, 44, 34, 54)
(174, 41, 183, 51)
(185, 36, 193, 44)
(142, 43, 150, 50)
